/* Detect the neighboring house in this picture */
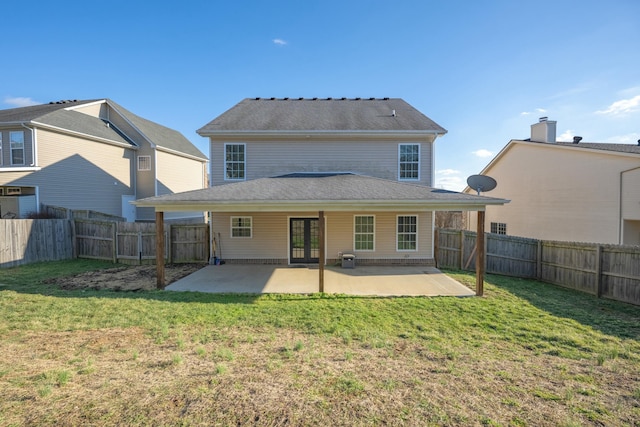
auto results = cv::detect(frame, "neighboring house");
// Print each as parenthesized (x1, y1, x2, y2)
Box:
(464, 117, 640, 245)
(0, 99, 208, 221)
(136, 97, 507, 267)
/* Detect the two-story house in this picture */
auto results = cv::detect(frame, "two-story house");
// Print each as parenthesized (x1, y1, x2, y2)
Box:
(0, 99, 208, 221)
(135, 97, 507, 268)
(464, 117, 640, 245)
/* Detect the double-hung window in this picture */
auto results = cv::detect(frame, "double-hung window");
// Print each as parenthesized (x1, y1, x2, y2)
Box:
(231, 216, 252, 238)
(10, 131, 24, 165)
(398, 143, 420, 181)
(225, 143, 246, 180)
(354, 215, 375, 251)
(397, 215, 418, 251)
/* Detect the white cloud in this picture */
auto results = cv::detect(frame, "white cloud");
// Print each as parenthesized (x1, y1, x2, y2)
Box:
(557, 129, 575, 142)
(520, 108, 547, 116)
(604, 132, 640, 144)
(437, 168, 460, 176)
(595, 95, 640, 115)
(472, 149, 493, 158)
(272, 38, 287, 45)
(4, 96, 39, 107)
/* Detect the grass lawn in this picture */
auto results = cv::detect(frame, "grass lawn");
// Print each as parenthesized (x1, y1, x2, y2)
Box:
(0, 260, 639, 426)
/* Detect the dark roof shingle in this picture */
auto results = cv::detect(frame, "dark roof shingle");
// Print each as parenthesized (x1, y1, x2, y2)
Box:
(198, 98, 447, 134)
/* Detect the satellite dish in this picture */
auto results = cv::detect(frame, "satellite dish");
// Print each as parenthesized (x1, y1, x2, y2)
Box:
(467, 174, 497, 195)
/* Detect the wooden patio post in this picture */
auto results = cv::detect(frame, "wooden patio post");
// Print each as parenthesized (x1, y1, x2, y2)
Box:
(156, 211, 165, 289)
(476, 210, 485, 296)
(319, 210, 325, 293)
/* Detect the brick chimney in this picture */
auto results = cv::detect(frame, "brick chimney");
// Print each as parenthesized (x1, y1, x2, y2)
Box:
(530, 117, 557, 143)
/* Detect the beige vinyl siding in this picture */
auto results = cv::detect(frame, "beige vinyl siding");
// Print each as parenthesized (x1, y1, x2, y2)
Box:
(71, 102, 105, 119)
(4, 128, 135, 216)
(468, 142, 640, 244)
(212, 212, 289, 260)
(156, 150, 206, 195)
(210, 139, 433, 186)
(326, 211, 433, 260)
(211, 211, 433, 262)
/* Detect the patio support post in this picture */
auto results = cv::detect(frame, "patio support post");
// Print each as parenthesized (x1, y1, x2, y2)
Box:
(476, 210, 485, 296)
(319, 210, 325, 293)
(156, 211, 165, 289)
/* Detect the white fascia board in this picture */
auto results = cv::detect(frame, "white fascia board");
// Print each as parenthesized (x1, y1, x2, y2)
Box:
(30, 121, 138, 149)
(63, 99, 106, 111)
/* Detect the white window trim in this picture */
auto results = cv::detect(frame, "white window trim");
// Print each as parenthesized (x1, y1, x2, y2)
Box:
(398, 143, 420, 181)
(396, 214, 419, 252)
(224, 143, 247, 181)
(137, 155, 151, 171)
(230, 216, 252, 238)
(0, 132, 3, 166)
(354, 215, 375, 252)
(10, 131, 25, 166)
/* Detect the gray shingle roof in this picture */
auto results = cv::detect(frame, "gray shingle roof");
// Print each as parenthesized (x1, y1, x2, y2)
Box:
(0, 99, 207, 160)
(134, 173, 506, 209)
(553, 142, 640, 154)
(197, 98, 447, 134)
(108, 100, 207, 159)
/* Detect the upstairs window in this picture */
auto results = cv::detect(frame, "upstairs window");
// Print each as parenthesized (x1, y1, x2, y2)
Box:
(399, 143, 420, 180)
(137, 155, 151, 171)
(491, 222, 507, 235)
(10, 131, 24, 165)
(231, 216, 252, 238)
(225, 143, 245, 180)
(354, 215, 375, 251)
(397, 215, 418, 251)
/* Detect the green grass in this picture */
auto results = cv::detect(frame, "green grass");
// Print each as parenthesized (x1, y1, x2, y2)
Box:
(1, 260, 639, 426)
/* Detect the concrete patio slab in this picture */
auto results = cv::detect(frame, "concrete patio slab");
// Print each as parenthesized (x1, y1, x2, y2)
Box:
(166, 265, 475, 297)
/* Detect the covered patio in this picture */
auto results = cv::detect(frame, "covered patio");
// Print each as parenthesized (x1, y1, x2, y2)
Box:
(134, 173, 508, 296)
(166, 264, 475, 297)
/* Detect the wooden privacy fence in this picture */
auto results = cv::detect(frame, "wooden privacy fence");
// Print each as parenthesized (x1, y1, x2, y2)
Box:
(75, 220, 209, 264)
(435, 228, 640, 306)
(0, 219, 73, 268)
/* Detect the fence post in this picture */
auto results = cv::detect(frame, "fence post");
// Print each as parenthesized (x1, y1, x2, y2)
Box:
(536, 240, 542, 280)
(460, 230, 465, 270)
(70, 219, 77, 259)
(111, 222, 117, 263)
(595, 245, 603, 298)
(434, 228, 439, 268)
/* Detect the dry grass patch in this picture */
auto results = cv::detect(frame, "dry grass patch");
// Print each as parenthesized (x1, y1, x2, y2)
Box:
(1, 326, 638, 426)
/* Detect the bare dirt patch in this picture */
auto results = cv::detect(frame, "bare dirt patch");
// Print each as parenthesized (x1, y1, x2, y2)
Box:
(45, 264, 206, 291)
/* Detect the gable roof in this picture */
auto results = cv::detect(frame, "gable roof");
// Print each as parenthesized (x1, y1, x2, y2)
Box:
(197, 98, 447, 135)
(134, 173, 507, 212)
(0, 99, 207, 160)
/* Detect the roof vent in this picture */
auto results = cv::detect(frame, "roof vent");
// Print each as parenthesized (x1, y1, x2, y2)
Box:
(573, 136, 582, 144)
(355, 97, 361, 100)
(539, 117, 548, 122)
(637, 139, 640, 146)
(312, 97, 318, 100)
(392, 109, 396, 117)
(254, 97, 261, 100)
(383, 97, 389, 100)
(369, 97, 375, 100)
(326, 97, 332, 100)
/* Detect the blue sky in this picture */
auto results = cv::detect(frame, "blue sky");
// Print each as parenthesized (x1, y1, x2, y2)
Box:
(3, 0, 639, 191)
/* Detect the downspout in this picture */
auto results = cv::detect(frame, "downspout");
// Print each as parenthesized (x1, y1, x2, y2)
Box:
(619, 166, 640, 244)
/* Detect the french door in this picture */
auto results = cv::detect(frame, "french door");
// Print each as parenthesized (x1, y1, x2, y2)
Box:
(290, 218, 319, 263)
